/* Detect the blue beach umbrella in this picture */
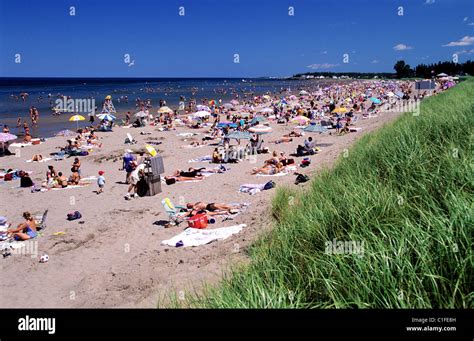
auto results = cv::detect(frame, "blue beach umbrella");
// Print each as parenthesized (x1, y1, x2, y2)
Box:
(303, 125, 328, 133)
(97, 113, 116, 121)
(250, 117, 266, 125)
(217, 122, 238, 129)
(225, 131, 252, 140)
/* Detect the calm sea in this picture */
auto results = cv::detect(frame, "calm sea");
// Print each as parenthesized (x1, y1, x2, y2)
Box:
(0, 78, 308, 137)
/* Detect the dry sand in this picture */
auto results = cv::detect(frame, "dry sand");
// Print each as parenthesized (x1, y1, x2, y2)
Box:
(0, 110, 404, 308)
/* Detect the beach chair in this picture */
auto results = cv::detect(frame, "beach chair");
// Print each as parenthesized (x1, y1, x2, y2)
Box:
(35, 209, 48, 231)
(161, 198, 187, 226)
(124, 133, 137, 145)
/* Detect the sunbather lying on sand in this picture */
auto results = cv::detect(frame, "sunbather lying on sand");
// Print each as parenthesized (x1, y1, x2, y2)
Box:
(251, 163, 284, 175)
(31, 154, 43, 162)
(6, 212, 37, 241)
(185, 202, 239, 216)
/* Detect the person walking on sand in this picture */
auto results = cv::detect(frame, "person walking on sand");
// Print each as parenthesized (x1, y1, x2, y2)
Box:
(97, 171, 105, 194)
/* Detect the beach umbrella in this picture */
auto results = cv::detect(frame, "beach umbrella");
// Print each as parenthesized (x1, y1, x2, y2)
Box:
(69, 114, 86, 130)
(157, 106, 173, 114)
(97, 113, 116, 121)
(192, 110, 211, 118)
(0, 133, 17, 143)
(332, 107, 348, 113)
(291, 116, 310, 125)
(222, 103, 233, 109)
(370, 97, 381, 104)
(145, 144, 157, 157)
(259, 107, 273, 114)
(225, 131, 252, 140)
(217, 122, 238, 129)
(299, 90, 309, 96)
(56, 129, 76, 137)
(248, 125, 272, 134)
(303, 125, 328, 133)
(437, 73, 448, 77)
(262, 95, 271, 101)
(196, 105, 210, 112)
(230, 99, 239, 106)
(251, 117, 266, 125)
(135, 111, 148, 118)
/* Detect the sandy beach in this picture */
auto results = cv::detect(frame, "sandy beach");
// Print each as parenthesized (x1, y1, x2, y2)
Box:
(0, 103, 405, 308)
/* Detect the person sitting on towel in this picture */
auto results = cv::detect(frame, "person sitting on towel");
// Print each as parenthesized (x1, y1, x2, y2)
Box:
(7, 212, 37, 241)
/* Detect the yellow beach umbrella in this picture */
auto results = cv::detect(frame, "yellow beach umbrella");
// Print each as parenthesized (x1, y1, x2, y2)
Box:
(332, 107, 348, 114)
(157, 106, 173, 114)
(69, 114, 86, 130)
(145, 144, 157, 157)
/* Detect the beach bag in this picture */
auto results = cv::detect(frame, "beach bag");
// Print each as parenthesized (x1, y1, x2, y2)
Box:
(187, 213, 208, 229)
(263, 180, 276, 190)
(295, 174, 310, 185)
(165, 178, 176, 185)
(79, 151, 89, 156)
(4, 173, 13, 181)
(136, 177, 149, 197)
(67, 211, 82, 221)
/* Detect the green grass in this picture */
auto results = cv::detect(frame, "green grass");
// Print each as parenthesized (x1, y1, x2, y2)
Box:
(181, 78, 474, 309)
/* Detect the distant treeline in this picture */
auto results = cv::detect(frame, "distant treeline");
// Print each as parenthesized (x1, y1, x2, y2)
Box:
(292, 72, 394, 79)
(293, 60, 473, 79)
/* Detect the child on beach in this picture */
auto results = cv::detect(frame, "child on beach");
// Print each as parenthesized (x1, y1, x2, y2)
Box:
(97, 171, 105, 194)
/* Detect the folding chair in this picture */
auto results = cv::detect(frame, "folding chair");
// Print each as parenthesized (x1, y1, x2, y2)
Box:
(124, 133, 137, 144)
(161, 198, 187, 226)
(35, 209, 48, 231)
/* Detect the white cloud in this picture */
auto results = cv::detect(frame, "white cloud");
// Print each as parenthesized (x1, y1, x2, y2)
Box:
(321, 50, 328, 54)
(469, 23, 474, 26)
(424, 0, 435, 4)
(463, 17, 468, 22)
(371, 60, 379, 64)
(443, 36, 474, 47)
(393, 44, 413, 51)
(454, 49, 474, 55)
(306, 63, 338, 70)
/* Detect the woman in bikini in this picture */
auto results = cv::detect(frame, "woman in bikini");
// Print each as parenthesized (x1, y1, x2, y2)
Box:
(7, 212, 38, 241)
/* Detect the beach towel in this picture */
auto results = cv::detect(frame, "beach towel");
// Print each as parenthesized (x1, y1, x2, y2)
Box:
(161, 178, 203, 184)
(177, 132, 200, 137)
(9, 143, 32, 148)
(256, 171, 289, 177)
(188, 155, 212, 163)
(181, 144, 206, 149)
(162, 224, 246, 247)
(26, 157, 53, 163)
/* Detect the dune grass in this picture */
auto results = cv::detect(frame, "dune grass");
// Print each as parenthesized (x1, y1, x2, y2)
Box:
(184, 78, 473, 308)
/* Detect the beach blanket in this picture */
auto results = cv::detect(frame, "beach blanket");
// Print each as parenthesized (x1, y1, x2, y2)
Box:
(239, 183, 266, 195)
(188, 155, 212, 163)
(181, 144, 206, 149)
(162, 224, 246, 247)
(9, 142, 32, 148)
(177, 132, 200, 137)
(257, 171, 289, 177)
(160, 178, 203, 184)
(26, 157, 53, 163)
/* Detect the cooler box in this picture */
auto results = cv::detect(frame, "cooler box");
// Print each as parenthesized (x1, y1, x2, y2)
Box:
(145, 174, 162, 196)
(150, 156, 165, 175)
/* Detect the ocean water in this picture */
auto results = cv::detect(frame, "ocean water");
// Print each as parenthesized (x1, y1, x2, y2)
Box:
(0, 78, 307, 137)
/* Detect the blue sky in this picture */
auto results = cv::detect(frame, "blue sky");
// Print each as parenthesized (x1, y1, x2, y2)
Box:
(0, 0, 472, 77)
